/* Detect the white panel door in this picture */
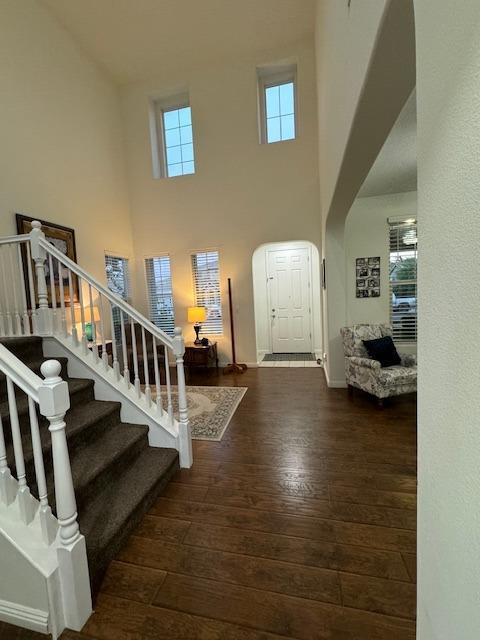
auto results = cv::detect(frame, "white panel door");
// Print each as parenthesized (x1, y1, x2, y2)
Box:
(268, 248, 312, 353)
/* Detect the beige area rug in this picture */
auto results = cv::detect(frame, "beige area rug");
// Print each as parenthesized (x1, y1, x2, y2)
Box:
(153, 386, 247, 441)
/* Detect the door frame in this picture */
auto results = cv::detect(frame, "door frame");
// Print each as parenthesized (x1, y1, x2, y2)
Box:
(265, 243, 314, 354)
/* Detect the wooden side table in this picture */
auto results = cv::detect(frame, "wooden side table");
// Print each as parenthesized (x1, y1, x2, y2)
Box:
(184, 342, 218, 372)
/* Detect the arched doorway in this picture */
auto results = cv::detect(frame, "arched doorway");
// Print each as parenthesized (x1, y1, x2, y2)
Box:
(252, 241, 322, 365)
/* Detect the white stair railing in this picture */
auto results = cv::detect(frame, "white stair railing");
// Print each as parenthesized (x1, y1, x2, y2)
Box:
(0, 235, 37, 337)
(0, 344, 92, 633)
(0, 221, 192, 468)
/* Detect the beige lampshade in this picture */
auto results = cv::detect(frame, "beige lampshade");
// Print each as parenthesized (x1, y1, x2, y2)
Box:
(73, 305, 100, 323)
(187, 306, 207, 323)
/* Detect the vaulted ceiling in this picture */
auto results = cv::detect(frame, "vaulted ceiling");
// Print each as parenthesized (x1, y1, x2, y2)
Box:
(41, 0, 317, 85)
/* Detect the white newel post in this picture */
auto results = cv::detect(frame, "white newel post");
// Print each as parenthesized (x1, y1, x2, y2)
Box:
(38, 361, 92, 630)
(172, 327, 192, 468)
(29, 221, 52, 336)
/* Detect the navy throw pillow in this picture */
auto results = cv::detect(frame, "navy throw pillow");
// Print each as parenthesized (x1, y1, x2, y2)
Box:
(362, 336, 401, 368)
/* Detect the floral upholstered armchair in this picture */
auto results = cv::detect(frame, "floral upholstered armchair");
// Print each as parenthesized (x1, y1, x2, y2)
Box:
(340, 324, 417, 405)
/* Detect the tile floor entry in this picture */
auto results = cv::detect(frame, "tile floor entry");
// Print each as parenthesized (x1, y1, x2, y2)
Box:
(260, 353, 322, 368)
(263, 353, 316, 361)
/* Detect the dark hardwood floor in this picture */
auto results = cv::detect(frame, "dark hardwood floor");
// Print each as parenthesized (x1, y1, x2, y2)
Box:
(3, 367, 417, 640)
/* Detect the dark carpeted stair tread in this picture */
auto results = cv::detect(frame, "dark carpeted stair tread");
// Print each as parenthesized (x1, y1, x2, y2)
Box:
(0, 336, 44, 362)
(19, 398, 122, 468)
(0, 377, 95, 425)
(66, 422, 149, 508)
(0, 357, 69, 402)
(80, 446, 179, 592)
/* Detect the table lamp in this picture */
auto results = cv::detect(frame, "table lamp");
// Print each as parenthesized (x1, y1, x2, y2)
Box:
(74, 305, 100, 341)
(187, 306, 207, 344)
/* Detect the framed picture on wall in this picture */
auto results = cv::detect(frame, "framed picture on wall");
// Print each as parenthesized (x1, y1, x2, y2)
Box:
(356, 256, 380, 298)
(16, 213, 79, 306)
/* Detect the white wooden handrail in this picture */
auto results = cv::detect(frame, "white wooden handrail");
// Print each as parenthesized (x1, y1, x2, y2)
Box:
(0, 234, 29, 245)
(37, 237, 174, 349)
(0, 343, 41, 402)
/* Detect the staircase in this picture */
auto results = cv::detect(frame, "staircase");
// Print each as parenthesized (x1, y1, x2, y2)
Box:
(0, 222, 192, 637)
(1, 336, 179, 595)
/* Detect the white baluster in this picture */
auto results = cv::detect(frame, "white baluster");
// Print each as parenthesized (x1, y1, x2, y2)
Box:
(28, 397, 56, 544)
(1, 247, 13, 335)
(38, 360, 92, 629)
(0, 270, 5, 337)
(26, 242, 38, 334)
(39, 361, 78, 545)
(120, 312, 130, 387)
(130, 319, 141, 396)
(141, 327, 151, 406)
(172, 327, 192, 468)
(110, 303, 120, 380)
(88, 284, 98, 362)
(77, 278, 88, 354)
(57, 258, 67, 337)
(99, 294, 109, 370)
(17, 244, 30, 335)
(68, 269, 78, 344)
(6, 377, 35, 523)
(0, 411, 16, 505)
(30, 221, 51, 335)
(9, 244, 22, 335)
(152, 337, 163, 414)
(48, 253, 58, 334)
(163, 344, 174, 425)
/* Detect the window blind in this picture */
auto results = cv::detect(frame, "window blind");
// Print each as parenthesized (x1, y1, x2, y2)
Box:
(389, 220, 417, 342)
(105, 255, 130, 301)
(191, 250, 223, 335)
(145, 256, 175, 336)
(105, 254, 130, 343)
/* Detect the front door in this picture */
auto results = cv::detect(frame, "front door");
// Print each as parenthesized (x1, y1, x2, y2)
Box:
(267, 247, 312, 353)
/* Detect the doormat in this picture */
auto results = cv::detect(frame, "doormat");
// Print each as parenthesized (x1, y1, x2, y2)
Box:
(263, 353, 316, 361)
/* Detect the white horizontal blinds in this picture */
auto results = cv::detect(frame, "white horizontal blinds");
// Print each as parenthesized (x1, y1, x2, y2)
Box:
(389, 219, 417, 342)
(191, 250, 223, 335)
(105, 255, 130, 301)
(105, 255, 130, 342)
(145, 256, 175, 336)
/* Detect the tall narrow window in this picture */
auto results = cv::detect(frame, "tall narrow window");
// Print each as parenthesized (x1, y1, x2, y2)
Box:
(105, 254, 130, 341)
(389, 219, 417, 342)
(151, 95, 196, 179)
(258, 65, 297, 144)
(145, 256, 175, 336)
(162, 106, 195, 177)
(191, 250, 223, 335)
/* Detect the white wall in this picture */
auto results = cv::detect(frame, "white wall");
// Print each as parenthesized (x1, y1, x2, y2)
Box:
(252, 241, 322, 361)
(0, 0, 134, 286)
(345, 191, 417, 342)
(314, 0, 415, 385)
(415, 1, 480, 637)
(121, 38, 321, 364)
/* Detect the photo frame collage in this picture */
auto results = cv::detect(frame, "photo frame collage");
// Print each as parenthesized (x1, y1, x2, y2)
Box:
(356, 256, 380, 298)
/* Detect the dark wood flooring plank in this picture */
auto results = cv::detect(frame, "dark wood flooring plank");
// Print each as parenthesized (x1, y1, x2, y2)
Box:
(402, 553, 417, 583)
(118, 537, 342, 605)
(182, 521, 410, 580)
(83, 593, 292, 640)
(340, 573, 416, 620)
(132, 514, 191, 543)
(202, 486, 416, 529)
(153, 573, 415, 640)
(99, 560, 167, 604)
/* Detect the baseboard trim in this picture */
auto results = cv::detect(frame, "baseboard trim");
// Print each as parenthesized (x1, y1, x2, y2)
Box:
(323, 367, 347, 389)
(0, 599, 49, 634)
